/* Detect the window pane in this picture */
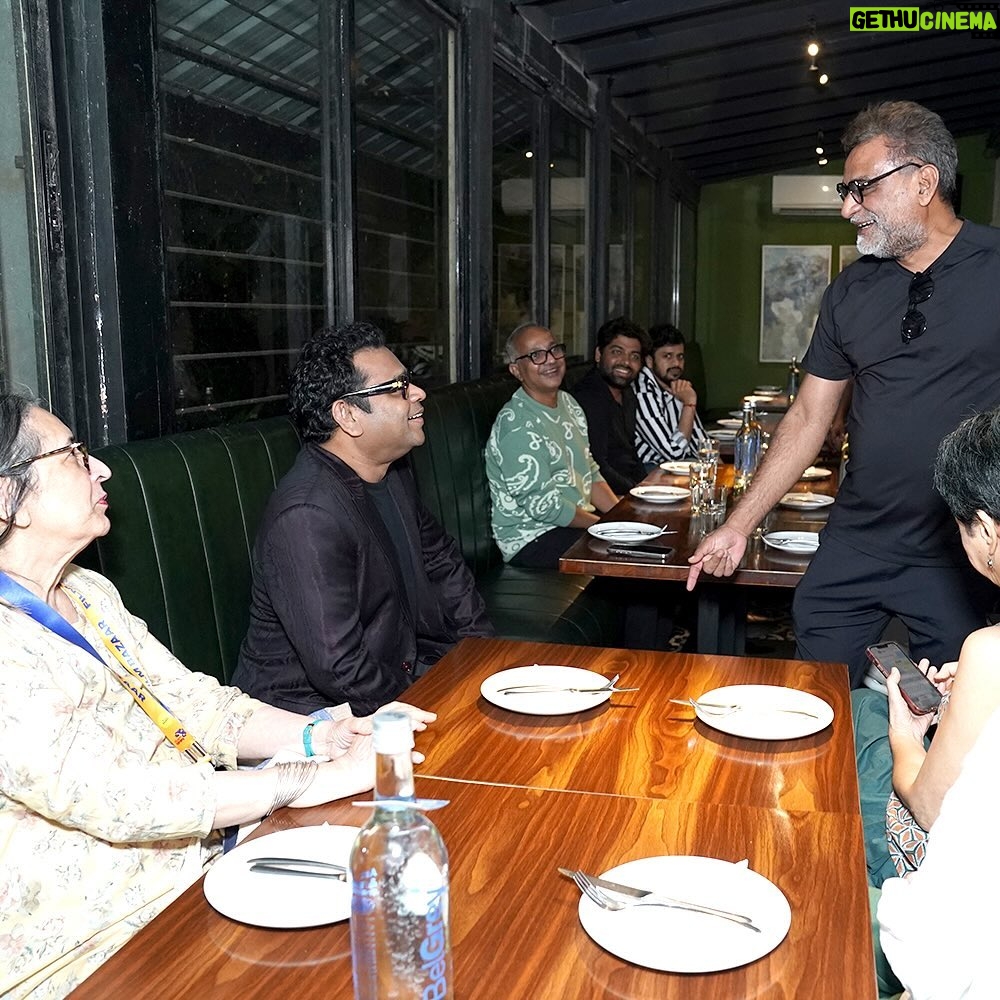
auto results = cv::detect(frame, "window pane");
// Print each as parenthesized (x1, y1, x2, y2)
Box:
(0, 0, 50, 397)
(633, 170, 654, 329)
(354, 0, 453, 386)
(607, 152, 628, 320)
(492, 69, 534, 369)
(157, 0, 323, 429)
(550, 108, 588, 357)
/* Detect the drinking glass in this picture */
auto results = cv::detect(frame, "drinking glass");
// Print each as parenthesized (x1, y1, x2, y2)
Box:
(696, 441, 720, 485)
(689, 462, 710, 512)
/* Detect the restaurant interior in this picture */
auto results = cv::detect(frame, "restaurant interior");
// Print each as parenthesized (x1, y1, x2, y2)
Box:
(3, 1, 1000, 997)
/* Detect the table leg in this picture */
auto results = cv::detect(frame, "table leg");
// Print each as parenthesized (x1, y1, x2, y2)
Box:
(696, 584, 747, 655)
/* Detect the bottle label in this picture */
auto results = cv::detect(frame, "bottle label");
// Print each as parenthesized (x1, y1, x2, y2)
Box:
(419, 884, 448, 999)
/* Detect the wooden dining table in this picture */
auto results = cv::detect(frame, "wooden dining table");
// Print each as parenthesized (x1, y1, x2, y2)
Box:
(559, 462, 839, 655)
(70, 637, 876, 999)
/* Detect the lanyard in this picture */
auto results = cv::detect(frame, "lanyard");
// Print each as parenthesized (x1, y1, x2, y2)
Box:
(0, 571, 212, 765)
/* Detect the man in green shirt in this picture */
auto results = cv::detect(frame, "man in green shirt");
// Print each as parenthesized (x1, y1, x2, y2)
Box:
(485, 324, 619, 569)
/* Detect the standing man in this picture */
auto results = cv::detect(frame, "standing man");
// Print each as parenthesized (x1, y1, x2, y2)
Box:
(634, 323, 709, 466)
(687, 100, 1000, 685)
(486, 323, 619, 569)
(570, 316, 649, 493)
(234, 321, 492, 715)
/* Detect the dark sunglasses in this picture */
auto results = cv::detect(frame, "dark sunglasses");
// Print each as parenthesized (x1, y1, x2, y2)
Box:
(836, 162, 922, 205)
(338, 373, 410, 402)
(901, 271, 934, 344)
(0, 441, 90, 476)
(512, 343, 567, 365)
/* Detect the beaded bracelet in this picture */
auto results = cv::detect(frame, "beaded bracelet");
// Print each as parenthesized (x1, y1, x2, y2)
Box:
(302, 719, 319, 757)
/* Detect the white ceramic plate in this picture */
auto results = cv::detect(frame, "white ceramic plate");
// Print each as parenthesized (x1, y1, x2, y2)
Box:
(629, 485, 690, 504)
(577, 855, 791, 973)
(744, 395, 776, 406)
(778, 492, 835, 509)
(660, 461, 694, 475)
(716, 418, 743, 429)
(763, 530, 820, 554)
(204, 824, 358, 927)
(691, 684, 834, 740)
(588, 521, 664, 543)
(710, 428, 737, 441)
(481, 665, 613, 715)
(800, 466, 833, 480)
(754, 385, 781, 394)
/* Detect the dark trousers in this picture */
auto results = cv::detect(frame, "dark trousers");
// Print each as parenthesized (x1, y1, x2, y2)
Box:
(792, 531, 995, 686)
(510, 526, 585, 570)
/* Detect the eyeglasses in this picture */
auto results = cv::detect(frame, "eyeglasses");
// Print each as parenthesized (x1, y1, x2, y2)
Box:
(836, 162, 922, 205)
(901, 271, 934, 344)
(338, 374, 410, 402)
(0, 441, 90, 476)
(512, 343, 567, 365)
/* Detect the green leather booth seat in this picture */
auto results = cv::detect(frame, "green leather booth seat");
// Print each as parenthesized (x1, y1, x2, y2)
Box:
(82, 375, 621, 684)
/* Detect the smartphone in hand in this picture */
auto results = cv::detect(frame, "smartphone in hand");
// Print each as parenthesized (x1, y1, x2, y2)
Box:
(865, 641, 942, 715)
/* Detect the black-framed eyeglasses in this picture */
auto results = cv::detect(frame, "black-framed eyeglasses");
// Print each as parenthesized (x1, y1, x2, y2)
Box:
(0, 441, 90, 476)
(338, 374, 410, 402)
(836, 162, 922, 205)
(512, 343, 567, 365)
(901, 271, 934, 344)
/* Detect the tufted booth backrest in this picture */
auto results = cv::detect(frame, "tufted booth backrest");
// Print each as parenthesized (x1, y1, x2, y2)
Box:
(83, 417, 301, 684)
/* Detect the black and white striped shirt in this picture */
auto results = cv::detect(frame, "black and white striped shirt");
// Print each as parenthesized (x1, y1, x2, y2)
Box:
(633, 366, 708, 463)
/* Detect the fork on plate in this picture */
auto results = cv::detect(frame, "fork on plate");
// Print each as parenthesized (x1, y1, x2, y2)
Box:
(669, 697, 819, 719)
(566, 870, 760, 932)
(498, 672, 639, 695)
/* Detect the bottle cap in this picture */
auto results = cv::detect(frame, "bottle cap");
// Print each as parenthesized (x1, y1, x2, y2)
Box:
(372, 711, 415, 754)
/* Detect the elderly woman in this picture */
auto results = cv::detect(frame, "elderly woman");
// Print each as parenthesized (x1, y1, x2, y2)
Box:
(0, 395, 433, 999)
(853, 406, 1000, 888)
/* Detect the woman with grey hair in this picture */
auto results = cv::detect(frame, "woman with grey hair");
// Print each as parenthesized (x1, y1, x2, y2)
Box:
(0, 394, 432, 998)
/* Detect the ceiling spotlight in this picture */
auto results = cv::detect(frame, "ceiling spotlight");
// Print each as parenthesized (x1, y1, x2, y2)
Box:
(807, 41, 820, 58)
(818, 157, 829, 166)
(819, 72, 829, 85)
(525, 151, 533, 159)
(816, 146, 824, 155)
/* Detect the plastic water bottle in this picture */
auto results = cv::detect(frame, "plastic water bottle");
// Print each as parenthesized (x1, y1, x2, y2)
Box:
(350, 712, 452, 1000)
(734, 400, 762, 491)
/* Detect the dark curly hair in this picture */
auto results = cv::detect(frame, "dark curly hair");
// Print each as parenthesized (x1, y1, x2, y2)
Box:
(289, 322, 387, 443)
(0, 394, 42, 547)
(648, 323, 686, 353)
(595, 316, 651, 355)
(934, 408, 1000, 527)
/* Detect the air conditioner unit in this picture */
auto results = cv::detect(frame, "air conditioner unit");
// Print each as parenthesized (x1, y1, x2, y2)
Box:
(771, 175, 842, 216)
(500, 177, 587, 215)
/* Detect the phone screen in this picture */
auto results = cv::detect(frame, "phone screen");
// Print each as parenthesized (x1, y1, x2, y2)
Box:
(865, 641, 941, 715)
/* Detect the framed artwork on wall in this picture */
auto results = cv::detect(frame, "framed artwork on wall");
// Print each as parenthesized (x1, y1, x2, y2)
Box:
(759, 244, 831, 362)
(839, 244, 861, 271)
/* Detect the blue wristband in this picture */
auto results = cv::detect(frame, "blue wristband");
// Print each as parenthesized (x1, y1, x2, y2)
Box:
(302, 720, 319, 757)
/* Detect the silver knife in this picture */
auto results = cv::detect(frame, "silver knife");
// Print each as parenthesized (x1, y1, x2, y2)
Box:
(249, 862, 347, 881)
(557, 868, 756, 926)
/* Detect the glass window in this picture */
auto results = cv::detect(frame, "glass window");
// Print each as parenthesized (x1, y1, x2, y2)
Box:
(549, 107, 588, 358)
(0, 0, 51, 398)
(157, 0, 324, 429)
(607, 152, 628, 320)
(354, 0, 454, 387)
(632, 170, 654, 329)
(491, 69, 535, 369)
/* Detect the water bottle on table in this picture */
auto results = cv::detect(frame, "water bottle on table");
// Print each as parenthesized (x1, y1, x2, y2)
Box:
(351, 712, 452, 999)
(734, 400, 762, 492)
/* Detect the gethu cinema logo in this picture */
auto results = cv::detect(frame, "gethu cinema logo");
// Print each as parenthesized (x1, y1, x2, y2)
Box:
(850, 7, 998, 31)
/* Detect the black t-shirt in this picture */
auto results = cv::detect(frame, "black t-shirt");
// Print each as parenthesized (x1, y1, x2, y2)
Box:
(802, 220, 1000, 565)
(364, 476, 417, 615)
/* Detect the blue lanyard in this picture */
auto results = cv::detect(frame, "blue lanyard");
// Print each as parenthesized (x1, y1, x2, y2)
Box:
(0, 570, 104, 662)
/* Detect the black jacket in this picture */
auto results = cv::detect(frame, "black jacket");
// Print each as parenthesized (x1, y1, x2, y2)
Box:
(233, 445, 493, 715)
(569, 367, 645, 494)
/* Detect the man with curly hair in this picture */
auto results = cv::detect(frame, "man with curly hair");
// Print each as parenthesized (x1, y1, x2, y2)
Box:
(234, 321, 492, 715)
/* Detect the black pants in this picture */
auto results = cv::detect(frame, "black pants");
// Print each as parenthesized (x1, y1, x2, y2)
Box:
(792, 531, 995, 686)
(509, 526, 584, 570)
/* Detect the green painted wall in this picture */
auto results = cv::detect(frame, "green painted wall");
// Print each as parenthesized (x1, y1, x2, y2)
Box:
(694, 134, 997, 412)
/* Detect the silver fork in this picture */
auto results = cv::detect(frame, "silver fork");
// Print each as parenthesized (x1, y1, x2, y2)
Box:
(669, 697, 819, 719)
(569, 870, 760, 932)
(498, 672, 638, 695)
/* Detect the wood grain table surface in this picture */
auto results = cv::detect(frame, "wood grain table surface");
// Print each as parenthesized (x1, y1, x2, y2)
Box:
(70, 638, 874, 999)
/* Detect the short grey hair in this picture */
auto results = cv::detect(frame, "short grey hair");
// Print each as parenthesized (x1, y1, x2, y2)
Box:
(934, 407, 1000, 527)
(841, 100, 958, 206)
(0, 394, 42, 547)
(504, 323, 548, 364)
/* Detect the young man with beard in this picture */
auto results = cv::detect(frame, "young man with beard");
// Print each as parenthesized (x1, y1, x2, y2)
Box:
(633, 323, 709, 466)
(687, 100, 1000, 686)
(569, 316, 649, 493)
